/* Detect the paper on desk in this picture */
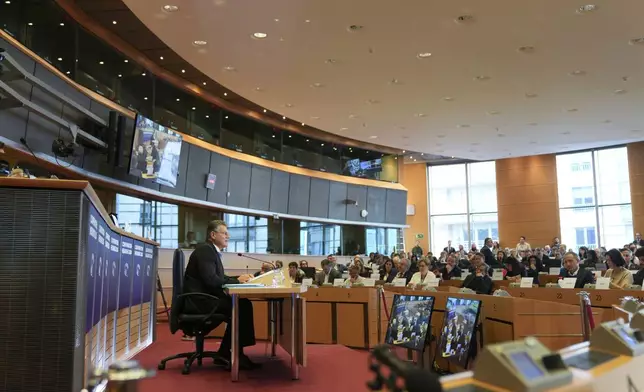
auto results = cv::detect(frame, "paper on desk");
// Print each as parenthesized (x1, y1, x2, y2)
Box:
(393, 278, 407, 287)
(492, 269, 504, 281)
(223, 284, 265, 288)
(333, 278, 345, 287)
(559, 278, 576, 289)
(596, 277, 610, 290)
(549, 267, 561, 275)
(363, 278, 375, 287)
(520, 277, 534, 288)
(426, 277, 440, 288)
(301, 278, 313, 287)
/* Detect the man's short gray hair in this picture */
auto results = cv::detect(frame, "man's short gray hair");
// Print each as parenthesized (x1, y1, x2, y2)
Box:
(206, 219, 226, 238)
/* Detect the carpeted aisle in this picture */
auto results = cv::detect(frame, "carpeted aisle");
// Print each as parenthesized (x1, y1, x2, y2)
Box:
(134, 326, 372, 392)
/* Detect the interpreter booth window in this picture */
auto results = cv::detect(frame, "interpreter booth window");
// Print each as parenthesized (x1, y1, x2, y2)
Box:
(223, 214, 268, 254)
(366, 228, 402, 255)
(556, 147, 632, 251)
(299, 222, 341, 256)
(428, 162, 498, 253)
(115, 194, 179, 248)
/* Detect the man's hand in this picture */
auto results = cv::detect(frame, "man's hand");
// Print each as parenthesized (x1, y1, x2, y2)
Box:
(238, 274, 254, 283)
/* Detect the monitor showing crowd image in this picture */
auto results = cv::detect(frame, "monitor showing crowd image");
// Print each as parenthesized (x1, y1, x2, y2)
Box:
(128, 114, 183, 188)
(439, 297, 482, 368)
(384, 294, 435, 351)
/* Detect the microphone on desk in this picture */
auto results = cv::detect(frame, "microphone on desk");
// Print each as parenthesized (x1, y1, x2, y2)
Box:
(236, 253, 275, 267)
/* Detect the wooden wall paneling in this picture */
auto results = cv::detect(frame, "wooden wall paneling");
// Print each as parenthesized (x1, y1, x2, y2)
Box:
(399, 163, 428, 251)
(336, 303, 367, 348)
(496, 155, 560, 248)
(305, 303, 334, 344)
(628, 142, 644, 235)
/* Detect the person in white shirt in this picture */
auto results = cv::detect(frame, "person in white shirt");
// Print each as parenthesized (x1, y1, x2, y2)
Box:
(344, 265, 364, 287)
(181, 231, 198, 249)
(407, 259, 434, 289)
(516, 236, 531, 253)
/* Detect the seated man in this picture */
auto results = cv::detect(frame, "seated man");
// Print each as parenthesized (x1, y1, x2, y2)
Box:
(315, 259, 342, 285)
(254, 262, 273, 277)
(559, 251, 595, 289)
(462, 263, 493, 294)
(344, 265, 364, 287)
(183, 220, 260, 370)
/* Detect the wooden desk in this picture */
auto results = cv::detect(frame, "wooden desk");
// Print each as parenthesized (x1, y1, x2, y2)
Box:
(226, 286, 306, 382)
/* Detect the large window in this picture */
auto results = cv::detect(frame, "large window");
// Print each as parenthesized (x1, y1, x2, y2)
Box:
(115, 194, 178, 248)
(428, 162, 498, 253)
(556, 147, 632, 251)
(366, 228, 402, 255)
(223, 214, 268, 253)
(300, 223, 341, 256)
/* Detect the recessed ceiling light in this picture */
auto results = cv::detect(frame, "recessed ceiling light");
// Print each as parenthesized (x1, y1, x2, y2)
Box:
(487, 110, 501, 115)
(252, 32, 267, 39)
(614, 89, 627, 94)
(455, 15, 475, 24)
(27, 22, 33, 26)
(333, 147, 338, 151)
(5, 1, 11, 4)
(225, 116, 229, 119)
(59, 22, 64, 26)
(306, 139, 310, 142)
(305, 19, 311, 23)
(369, 136, 378, 139)
(193, 40, 207, 46)
(159, 56, 164, 60)
(321, 143, 325, 146)
(124, 59, 128, 63)
(347, 24, 364, 32)
(202, 82, 207, 86)
(285, 103, 293, 108)
(66, 71, 71, 75)
(118, 74, 122, 78)
(413, 159, 417, 162)
(366, 99, 380, 104)
(181, 69, 185, 73)
(272, 135, 276, 138)
(282, 116, 286, 120)
(176, 98, 180, 102)
(112, 21, 117, 25)
(142, 72, 146, 76)
(263, 109, 267, 113)
(569, 70, 586, 76)
(57, 57, 62, 61)
(416, 52, 432, 59)
(288, 135, 292, 138)
(205, 115, 210, 118)
(301, 123, 305, 126)
(325, 59, 338, 64)
(474, 75, 490, 81)
(311, 116, 320, 120)
(163, 5, 179, 12)
(517, 46, 535, 54)
(255, 87, 264, 92)
(577, 5, 597, 14)
(457, 124, 469, 128)
(415, 113, 426, 118)
(566, 108, 578, 112)
(223, 66, 236, 72)
(525, 92, 538, 98)
(340, 127, 349, 131)
(144, 97, 148, 101)
(629, 38, 644, 46)
(99, 61, 104, 65)
(348, 114, 358, 119)
(311, 82, 325, 88)
(443, 97, 454, 101)
(191, 107, 196, 110)
(390, 78, 403, 85)
(224, 92, 228, 96)
(402, 150, 406, 153)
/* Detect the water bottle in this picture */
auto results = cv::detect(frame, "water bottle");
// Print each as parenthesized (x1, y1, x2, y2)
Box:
(272, 272, 279, 288)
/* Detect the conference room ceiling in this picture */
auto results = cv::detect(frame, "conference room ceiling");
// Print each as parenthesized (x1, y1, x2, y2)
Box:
(96, 0, 644, 160)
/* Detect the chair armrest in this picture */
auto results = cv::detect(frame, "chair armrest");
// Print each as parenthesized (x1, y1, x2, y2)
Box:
(177, 292, 223, 321)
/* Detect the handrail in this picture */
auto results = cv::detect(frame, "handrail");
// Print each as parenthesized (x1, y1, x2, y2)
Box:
(0, 79, 107, 148)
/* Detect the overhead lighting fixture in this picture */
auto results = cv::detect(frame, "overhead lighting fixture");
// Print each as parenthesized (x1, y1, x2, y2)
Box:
(59, 22, 64, 26)
(223, 66, 236, 72)
(305, 19, 311, 23)
(457, 124, 469, 128)
(525, 92, 538, 98)
(369, 136, 378, 139)
(517, 46, 535, 54)
(415, 113, 426, 118)
(443, 96, 454, 101)
(192, 107, 196, 110)
(274, 18, 280, 22)
(416, 52, 432, 59)
(455, 15, 475, 24)
(333, 147, 337, 151)
(144, 97, 148, 101)
(206, 115, 210, 119)
(66, 71, 71, 75)
(487, 110, 501, 115)
(306, 139, 310, 142)
(282, 116, 286, 120)
(301, 123, 305, 126)
(569, 70, 586, 76)
(285, 103, 293, 108)
(272, 135, 276, 138)
(474, 75, 491, 81)
(224, 92, 228, 96)
(124, 59, 128, 63)
(577, 4, 597, 13)
(255, 87, 264, 92)
(176, 98, 180, 102)
(163, 5, 179, 12)
(366, 99, 380, 104)
(321, 143, 324, 146)
(181, 69, 185, 73)
(117, 74, 122, 78)
(27, 22, 33, 26)
(288, 135, 292, 138)
(6, 1, 11, 4)
(57, 57, 62, 61)
(160, 56, 164, 60)
(311, 82, 325, 88)
(202, 82, 207, 86)
(99, 61, 104, 65)
(614, 89, 627, 94)
(263, 109, 267, 113)
(402, 150, 406, 153)
(252, 32, 267, 39)
(193, 40, 207, 46)
(142, 72, 146, 76)
(325, 59, 338, 64)
(340, 127, 349, 131)
(112, 20, 117, 25)
(225, 115, 229, 119)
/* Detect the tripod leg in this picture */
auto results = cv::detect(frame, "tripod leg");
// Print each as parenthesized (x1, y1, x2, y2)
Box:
(157, 273, 169, 316)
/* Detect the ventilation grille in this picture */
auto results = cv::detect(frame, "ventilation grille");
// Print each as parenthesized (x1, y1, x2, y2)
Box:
(0, 188, 81, 392)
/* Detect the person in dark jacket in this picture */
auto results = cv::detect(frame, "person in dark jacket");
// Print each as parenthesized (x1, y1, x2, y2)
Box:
(462, 263, 493, 294)
(525, 255, 542, 284)
(504, 257, 526, 282)
(380, 258, 398, 283)
(440, 255, 462, 281)
(481, 237, 498, 269)
(632, 248, 644, 286)
(559, 251, 595, 289)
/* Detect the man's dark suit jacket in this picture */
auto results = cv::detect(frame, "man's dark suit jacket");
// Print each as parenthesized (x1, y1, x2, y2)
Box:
(481, 246, 498, 268)
(183, 243, 238, 314)
(396, 269, 414, 285)
(560, 268, 595, 289)
(462, 274, 493, 295)
(314, 269, 343, 286)
(380, 268, 398, 283)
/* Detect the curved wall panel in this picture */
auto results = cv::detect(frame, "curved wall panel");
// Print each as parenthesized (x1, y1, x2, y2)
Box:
(0, 35, 408, 227)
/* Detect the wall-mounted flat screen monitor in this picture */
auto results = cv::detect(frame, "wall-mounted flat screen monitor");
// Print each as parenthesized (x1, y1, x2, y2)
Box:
(384, 294, 435, 351)
(344, 158, 382, 177)
(128, 114, 183, 188)
(438, 297, 482, 368)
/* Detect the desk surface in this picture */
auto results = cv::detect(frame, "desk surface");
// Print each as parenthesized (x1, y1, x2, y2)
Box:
(226, 286, 307, 296)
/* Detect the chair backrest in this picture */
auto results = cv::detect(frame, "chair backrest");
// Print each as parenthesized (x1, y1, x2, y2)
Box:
(169, 248, 185, 334)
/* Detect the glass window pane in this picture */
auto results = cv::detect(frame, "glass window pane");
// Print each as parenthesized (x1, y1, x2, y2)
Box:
(557, 152, 594, 209)
(430, 215, 468, 254)
(560, 208, 598, 251)
(598, 205, 633, 249)
(429, 164, 467, 215)
(468, 161, 497, 213)
(470, 213, 499, 250)
(595, 148, 631, 205)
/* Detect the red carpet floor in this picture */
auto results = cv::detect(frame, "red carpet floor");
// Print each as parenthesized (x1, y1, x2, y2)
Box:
(134, 326, 372, 391)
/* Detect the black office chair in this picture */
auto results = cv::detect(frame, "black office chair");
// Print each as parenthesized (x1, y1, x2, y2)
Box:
(158, 249, 228, 375)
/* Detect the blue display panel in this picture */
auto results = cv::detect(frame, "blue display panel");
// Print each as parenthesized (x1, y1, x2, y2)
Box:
(142, 245, 154, 303)
(118, 238, 134, 310)
(86, 207, 100, 333)
(95, 222, 106, 326)
(131, 241, 145, 306)
(107, 234, 121, 313)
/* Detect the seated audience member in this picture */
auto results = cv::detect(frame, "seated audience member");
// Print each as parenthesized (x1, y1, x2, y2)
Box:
(560, 252, 595, 289)
(288, 262, 305, 284)
(353, 257, 372, 277)
(462, 263, 493, 295)
(622, 248, 637, 270)
(504, 257, 526, 282)
(525, 255, 542, 284)
(605, 248, 633, 289)
(395, 258, 414, 285)
(495, 251, 506, 267)
(578, 246, 589, 261)
(632, 248, 644, 286)
(380, 258, 397, 283)
(468, 252, 493, 277)
(254, 262, 274, 277)
(408, 259, 434, 289)
(516, 236, 531, 252)
(344, 265, 364, 287)
(299, 260, 308, 268)
(181, 231, 198, 249)
(315, 259, 342, 286)
(275, 260, 284, 269)
(440, 255, 462, 281)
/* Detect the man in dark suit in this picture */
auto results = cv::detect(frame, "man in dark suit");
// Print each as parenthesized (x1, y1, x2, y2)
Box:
(560, 251, 595, 289)
(314, 259, 342, 285)
(396, 258, 414, 285)
(481, 237, 498, 269)
(183, 220, 259, 369)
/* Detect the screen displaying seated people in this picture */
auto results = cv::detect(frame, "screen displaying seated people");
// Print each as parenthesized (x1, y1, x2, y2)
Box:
(128, 114, 183, 188)
(439, 297, 482, 368)
(384, 295, 435, 351)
